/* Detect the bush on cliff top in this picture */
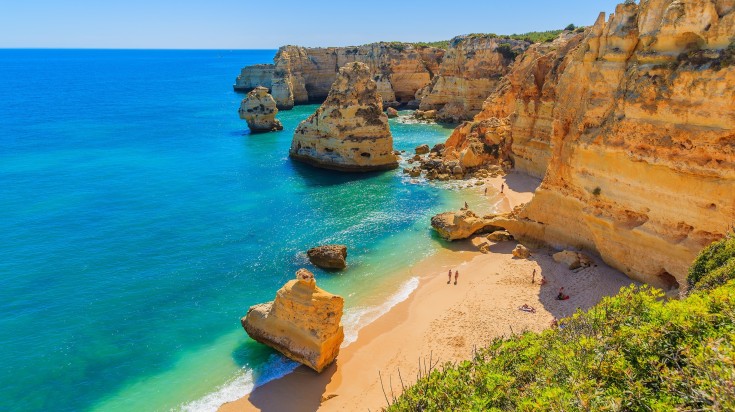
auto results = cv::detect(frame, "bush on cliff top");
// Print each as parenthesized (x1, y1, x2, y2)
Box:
(388, 238, 735, 411)
(688, 232, 735, 292)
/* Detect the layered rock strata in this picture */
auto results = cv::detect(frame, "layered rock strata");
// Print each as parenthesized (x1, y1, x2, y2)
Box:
(238, 86, 283, 133)
(307, 245, 347, 270)
(445, 0, 735, 289)
(418, 35, 530, 122)
(233, 64, 274, 92)
(289, 62, 399, 172)
(241, 269, 344, 373)
(235, 43, 445, 109)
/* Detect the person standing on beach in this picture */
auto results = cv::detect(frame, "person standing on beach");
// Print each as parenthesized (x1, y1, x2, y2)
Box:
(501, 183, 505, 194)
(454, 270, 459, 285)
(484, 187, 488, 196)
(532, 269, 536, 284)
(464, 201, 469, 209)
(448, 270, 452, 284)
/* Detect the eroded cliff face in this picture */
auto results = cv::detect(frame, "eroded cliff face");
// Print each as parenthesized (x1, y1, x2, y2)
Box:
(289, 62, 398, 171)
(418, 35, 530, 122)
(233, 64, 274, 92)
(237, 43, 445, 109)
(457, 0, 735, 289)
(238, 86, 283, 133)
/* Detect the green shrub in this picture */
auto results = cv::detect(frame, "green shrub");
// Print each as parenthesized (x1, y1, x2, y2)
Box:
(688, 233, 735, 291)
(389, 240, 735, 411)
(496, 43, 519, 60)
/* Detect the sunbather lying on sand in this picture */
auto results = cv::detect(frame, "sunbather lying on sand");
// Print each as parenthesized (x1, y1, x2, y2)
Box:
(518, 304, 536, 313)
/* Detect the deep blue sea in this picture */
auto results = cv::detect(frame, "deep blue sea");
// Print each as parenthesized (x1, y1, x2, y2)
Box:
(0, 49, 478, 411)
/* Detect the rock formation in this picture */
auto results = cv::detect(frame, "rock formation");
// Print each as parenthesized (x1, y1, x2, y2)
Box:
(553, 251, 594, 270)
(241, 269, 344, 373)
(512, 245, 531, 259)
(289, 62, 399, 172)
(445, 0, 735, 289)
(431, 209, 505, 241)
(238, 86, 283, 133)
(307, 245, 347, 270)
(418, 35, 530, 122)
(234, 64, 274, 92)
(235, 43, 445, 109)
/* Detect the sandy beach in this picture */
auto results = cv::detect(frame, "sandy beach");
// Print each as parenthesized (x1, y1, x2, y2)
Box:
(220, 172, 639, 412)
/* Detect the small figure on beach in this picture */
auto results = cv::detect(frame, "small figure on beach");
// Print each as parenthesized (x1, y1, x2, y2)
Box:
(454, 270, 459, 285)
(501, 183, 505, 194)
(484, 187, 488, 196)
(556, 287, 570, 301)
(464, 201, 469, 209)
(540, 276, 547, 285)
(531, 269, 536, 284)
(550, 318, 559, 327)
(518, 304, 536, 313)
(447, 269, 452, 284)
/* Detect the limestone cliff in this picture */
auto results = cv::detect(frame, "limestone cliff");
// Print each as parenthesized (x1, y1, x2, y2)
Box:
(452, 0, 735, 289)
(242, 269, 344, 373)
(236, 43, 445, 109)
(418, 35, 530, 122)
(290, 62, 399, 172)
(238, 86, 283, 133)
(233, 64, 274, 92)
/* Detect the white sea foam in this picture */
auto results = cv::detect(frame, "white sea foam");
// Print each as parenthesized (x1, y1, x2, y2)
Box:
(177, 355, 298, 412)
(341, 276, 419, 346)
(181, 276, 420, 412)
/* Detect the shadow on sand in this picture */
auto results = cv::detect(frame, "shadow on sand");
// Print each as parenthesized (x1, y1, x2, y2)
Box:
(246, 362, 337, 412)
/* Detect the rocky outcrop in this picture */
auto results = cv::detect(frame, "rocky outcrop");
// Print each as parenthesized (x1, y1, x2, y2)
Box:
(431, 209, 505, 241)
(418, 35, 530, 122)
(454, 1, 735, 289)
(234, 64, 274, 92)
(553, 251, 594, 270)
(512, 245, 531, 259)
(289, 62, 399, 172)
(307, 245, 347, 270)
(241, 269, 344, 373)
(386, 107, 399, 118)
(236, 43, 445, 109)
(238, 86, 283, 133)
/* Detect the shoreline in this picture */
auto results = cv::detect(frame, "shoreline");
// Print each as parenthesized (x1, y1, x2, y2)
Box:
(219, 172, 638, 411)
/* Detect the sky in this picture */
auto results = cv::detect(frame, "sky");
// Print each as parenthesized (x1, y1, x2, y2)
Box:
(0, 1, 625, 49)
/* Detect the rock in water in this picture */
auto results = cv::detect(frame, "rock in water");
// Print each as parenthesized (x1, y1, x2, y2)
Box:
(238, 86, 284, 133)
(386, 107, 399, 118)
(307, 245, 347, 270)
(241, 269, 344, 373)
(415, 144, 430, 155)
(289, 62, 399, 172)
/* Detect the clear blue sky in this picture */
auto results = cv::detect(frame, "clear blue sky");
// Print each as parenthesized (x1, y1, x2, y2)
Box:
(1, 1, 624, 49)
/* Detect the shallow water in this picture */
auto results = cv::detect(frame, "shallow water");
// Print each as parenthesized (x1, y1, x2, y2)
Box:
(0, 50, 493, 411)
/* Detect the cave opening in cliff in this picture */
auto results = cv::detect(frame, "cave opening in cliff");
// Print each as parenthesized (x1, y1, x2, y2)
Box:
(657, 270, 680, 291)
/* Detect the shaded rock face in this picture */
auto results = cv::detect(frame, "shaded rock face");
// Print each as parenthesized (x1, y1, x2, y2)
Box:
(234, 64, 274, 92)
(512, 245, 531, 259)
(307, 245, 347, 270)
(236, 43, 445, 109)
(289, 62, 399, 172)
(450, 1, 735, 289)
(553, 251, 593, 270)
(242, 269, 344, 373)
(418, 35, 530, 122)
(238, 86, 283, 133)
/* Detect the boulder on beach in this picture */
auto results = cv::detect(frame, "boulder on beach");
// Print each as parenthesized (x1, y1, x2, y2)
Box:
(241, 268, 344, 373)
(307, 245, 348, 270)
(386, 107, 399, 118)
(238, 86, 284, 133)
(512, 244, 531, 259)
(553, 250, 594, 270)
(415, 144, 430, 155)
(487, 230, 513, 242)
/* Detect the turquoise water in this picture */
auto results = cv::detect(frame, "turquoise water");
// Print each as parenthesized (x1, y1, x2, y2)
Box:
(0, 50, 466, 411)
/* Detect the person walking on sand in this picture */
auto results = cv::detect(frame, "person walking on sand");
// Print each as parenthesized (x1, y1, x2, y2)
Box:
(454, 270, 459, 285)
(447, 269, 452, 284)
(484, 187, 488, 196)
(501, 183, 505, 194)
(464, 201, 469, 209)
(531, 269, 536, 284)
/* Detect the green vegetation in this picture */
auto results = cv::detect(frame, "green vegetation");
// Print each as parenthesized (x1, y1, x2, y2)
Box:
(496, 43, 520, 60)
(592, 187, 602, 196)
(388, 236, 735, 411)
(412, 40, 451, 50)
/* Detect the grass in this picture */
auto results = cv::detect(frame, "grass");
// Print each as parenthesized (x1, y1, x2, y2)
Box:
(388, 234, 735, 411)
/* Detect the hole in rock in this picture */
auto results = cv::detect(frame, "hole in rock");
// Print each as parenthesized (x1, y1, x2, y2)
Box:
(657, 270, 680, 291)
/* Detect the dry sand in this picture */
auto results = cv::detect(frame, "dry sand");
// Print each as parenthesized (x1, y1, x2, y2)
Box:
(219, 172, 639, 412)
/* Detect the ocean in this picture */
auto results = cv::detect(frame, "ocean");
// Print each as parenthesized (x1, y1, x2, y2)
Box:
(0, 49, 484, 411)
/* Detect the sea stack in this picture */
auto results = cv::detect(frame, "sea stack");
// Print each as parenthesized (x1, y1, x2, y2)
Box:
(289, 62, 399, 172)
(238, 86, 283, 133)
(241, 269, 344, 373)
